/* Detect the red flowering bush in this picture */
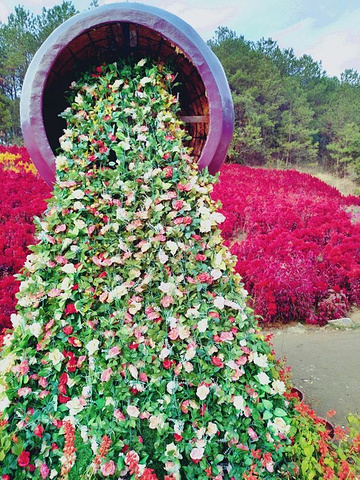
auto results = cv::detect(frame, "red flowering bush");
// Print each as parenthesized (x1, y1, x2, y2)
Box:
(0, 146, 50, 330)
(212, 164, 360, 324)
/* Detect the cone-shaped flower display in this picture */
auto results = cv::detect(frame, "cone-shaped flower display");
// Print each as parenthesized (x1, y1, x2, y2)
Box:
(0, 60, 343, 479)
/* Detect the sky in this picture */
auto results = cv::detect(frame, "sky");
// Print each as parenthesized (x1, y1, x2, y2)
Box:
(1, 0, 360, 77)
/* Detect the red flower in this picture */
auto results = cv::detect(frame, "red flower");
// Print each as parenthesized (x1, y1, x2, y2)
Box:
(17, 450, 30, 468)
(128, 342, 139, 350)
(174, 433, 183, 442)
(68, 336, 82, 348)
(62, 325, 73, 335)
(211, 356, 224, 368)
(58, 394, 71, 404)
(34, 424, 44, 438)
(64, 303, 77, 316)
(162, 359, 171, 370)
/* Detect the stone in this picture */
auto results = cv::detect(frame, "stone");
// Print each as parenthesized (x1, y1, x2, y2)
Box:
(327, 317, 353, 327)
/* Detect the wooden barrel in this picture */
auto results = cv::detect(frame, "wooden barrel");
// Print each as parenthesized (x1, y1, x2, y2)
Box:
(20, 3, 234, 186)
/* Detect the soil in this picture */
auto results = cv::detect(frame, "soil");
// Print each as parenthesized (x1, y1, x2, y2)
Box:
(261, 308, 360, 427)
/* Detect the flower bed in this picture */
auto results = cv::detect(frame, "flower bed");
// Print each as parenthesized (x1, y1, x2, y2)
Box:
(212, 165, 360, 324)
(0, 146, 50, 331)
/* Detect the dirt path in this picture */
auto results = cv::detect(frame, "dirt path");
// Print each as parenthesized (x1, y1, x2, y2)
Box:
(264, 322, 360, 426)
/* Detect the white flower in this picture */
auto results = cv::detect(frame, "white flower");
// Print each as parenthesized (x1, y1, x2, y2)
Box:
(0, 353, 17, 374)
(48, 349, 64, 366)
(149, 415, 160, 429)
(86, 339, 100, 356)
(196, 384, 209, 400)
(233, 395, 245, 411)
(10, 314, 23, 328)
(112, 79, 123, 89)
(206, 422, 218, 436)
(61, 263, 76, 274)
(108, 283, 128, 300)
(197, 318, 208, 333)
(185, 347, 196, 361)
(158, 250, 169, 264)
(214, 296, 225, 309)
(159, 282, 176, 295)
(190, 447, 204, 462)
(118, 140, 131, 151)
(74, 93, 83, 105)
(28, 322, 42, 338)
(74, 219, 86, 229)
(166, 241, 178, 255)
(159, 347, 171, 360)
(137, 58, 147, 67)
(73, 201, 84, 210)
(253, 352, 268, 368)
(166, 443, 182, 459)
(127, 405, 140, 418)
(166, 381, 177, 394)
(71, 189, 85, 199)
(210, 269, 222, 280)
(200, 218, 213, 233)
(60, 139, 73, 152)
(212, 212, 226, 224)
(183, 361, 193, 373)
(257, 372, 270, 385)
(270, 380, 286, 395)
(55, 155, 68, 170)
(67, 397, 85, 416)
(178, 325, 190, 339)
(140, 76, 152, 86)
(0, 395, 10, 412)
(270, 417, 290, 436)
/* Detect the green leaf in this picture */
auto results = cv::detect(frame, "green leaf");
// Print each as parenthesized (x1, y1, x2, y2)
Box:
(263, 410, 273, 420)
(274, 407, 287, 417)
(262, 399, 273, 410)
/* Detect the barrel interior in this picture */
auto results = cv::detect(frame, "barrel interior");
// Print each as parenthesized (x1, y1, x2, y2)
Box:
(43, 22, 209, 161)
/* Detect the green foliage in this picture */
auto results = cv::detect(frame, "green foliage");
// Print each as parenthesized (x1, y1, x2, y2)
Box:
(0, 1, 79, 143)
(209, 27, 360, 173)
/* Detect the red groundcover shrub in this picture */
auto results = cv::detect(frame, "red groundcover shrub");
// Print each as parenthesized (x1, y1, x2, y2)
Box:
(1, 148, 360, 328)
(0, 146, 50, 332)
(212, 164, 360, 325)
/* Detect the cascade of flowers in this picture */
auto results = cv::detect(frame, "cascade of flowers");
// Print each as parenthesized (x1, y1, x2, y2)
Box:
(0, 59, 356, 479)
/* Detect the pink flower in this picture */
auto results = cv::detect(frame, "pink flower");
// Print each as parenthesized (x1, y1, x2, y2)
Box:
(248, 427, 258, 441)
(54, 224, 67, 233)
(34, 424, 44, 438)
(168, 328, 179, 340)
(101, 460, 116, 476)
(114, 409, 126, 421)
(39, 377, 48, 388)
(18, 387, 32, 397)
(48, 288, 62, 297)
(40, 463, 50, 479)
(108, 346, 120, 358)
(160, 295, 174, 308)
(101, 368, 113, 382)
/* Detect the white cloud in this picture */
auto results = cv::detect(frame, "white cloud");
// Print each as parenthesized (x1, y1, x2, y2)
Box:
(0, 3, 10, 23)
(101, 0, 239, 38)
(272, 9, 360, 76)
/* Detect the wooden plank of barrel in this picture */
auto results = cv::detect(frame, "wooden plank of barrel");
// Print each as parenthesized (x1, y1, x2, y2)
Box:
(20, 3, 234, 186)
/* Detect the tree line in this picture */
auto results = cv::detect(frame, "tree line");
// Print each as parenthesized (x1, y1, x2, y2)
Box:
(1, 5, 360, 175)
(209, 27, 360, 175)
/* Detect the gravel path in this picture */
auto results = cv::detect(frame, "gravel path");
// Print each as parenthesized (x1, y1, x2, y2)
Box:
(263, 318, 360, 427)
